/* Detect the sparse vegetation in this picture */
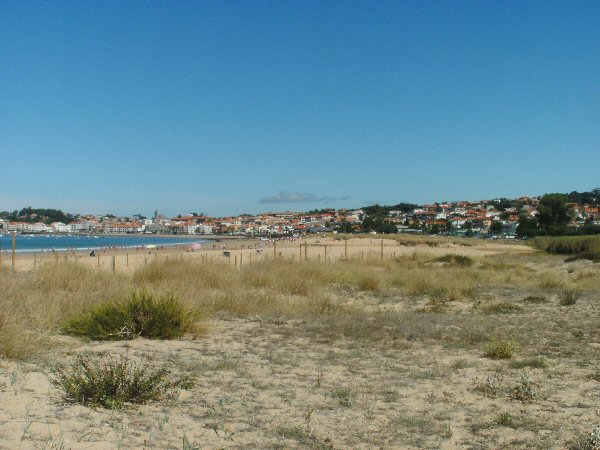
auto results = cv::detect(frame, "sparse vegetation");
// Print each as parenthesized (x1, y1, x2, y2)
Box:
(1, 235, 600, 448)
(509, 372, 538, 402)
(51, 353, 191, 408)
(510, 357, 547, 369)
(570, 425, 600, 450)
(521, 295, 548, 304)
(483, 302, 523, 314)
(330, 386, 355, 407)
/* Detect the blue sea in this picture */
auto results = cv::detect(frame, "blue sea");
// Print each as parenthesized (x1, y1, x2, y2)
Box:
(0, 234, 206, 253)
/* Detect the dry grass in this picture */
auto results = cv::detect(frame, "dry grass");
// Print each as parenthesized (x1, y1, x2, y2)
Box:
(0, 247, 597, 357)
(1, 240, 600, 447)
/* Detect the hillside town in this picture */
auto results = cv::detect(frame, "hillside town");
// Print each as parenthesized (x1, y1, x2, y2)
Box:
(2, 192, 599, 239)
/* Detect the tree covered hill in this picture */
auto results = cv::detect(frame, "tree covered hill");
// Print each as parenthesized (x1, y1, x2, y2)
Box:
(0, 207, 74, 225)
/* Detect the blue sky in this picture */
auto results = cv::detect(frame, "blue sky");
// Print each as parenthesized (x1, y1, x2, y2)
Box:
(2, 1, 599, 217)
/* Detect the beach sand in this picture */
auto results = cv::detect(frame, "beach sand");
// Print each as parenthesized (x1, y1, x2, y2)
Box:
(2, 235, 568, 449)
(1, 234, 534, 273)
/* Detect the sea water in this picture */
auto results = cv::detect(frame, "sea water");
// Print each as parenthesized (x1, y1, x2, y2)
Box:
(0, 234, 205, 253)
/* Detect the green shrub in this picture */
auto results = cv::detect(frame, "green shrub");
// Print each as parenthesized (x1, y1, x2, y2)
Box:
(63, 291, 199, 340)
(51, 353, 192, 408)
(484, 338, 519, 359)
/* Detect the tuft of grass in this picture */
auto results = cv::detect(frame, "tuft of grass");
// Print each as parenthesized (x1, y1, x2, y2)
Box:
(510, 357, 547, 369)
(51, 353, 191, 408)
(63, 290, 201, 340)
(559, 288, 581, 306)
(356, 273, 380, 292)
(330, 386, 355, 407)
(276, 424, 308, 440)
(0, 309, 46, 360)
(495, 412, 515, 427)
(484, 338, 519, 359)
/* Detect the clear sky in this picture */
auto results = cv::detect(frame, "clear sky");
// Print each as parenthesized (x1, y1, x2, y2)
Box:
(2, 1, 599, 217)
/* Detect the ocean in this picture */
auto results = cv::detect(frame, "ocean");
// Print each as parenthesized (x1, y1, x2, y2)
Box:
(0, 234, 205, 253)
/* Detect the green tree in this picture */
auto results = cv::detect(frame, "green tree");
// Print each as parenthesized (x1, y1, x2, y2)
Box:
(337, 221, 354, 233)
(516, 215, 539, 237)
(489, 221, 503, 235)
(536, 194, 573, 235)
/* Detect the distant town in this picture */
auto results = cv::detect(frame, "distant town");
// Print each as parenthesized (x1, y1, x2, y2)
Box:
(1, 190, 599, 239)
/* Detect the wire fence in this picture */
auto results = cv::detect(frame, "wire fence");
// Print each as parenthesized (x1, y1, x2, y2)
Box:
(0, 239, 407, 273)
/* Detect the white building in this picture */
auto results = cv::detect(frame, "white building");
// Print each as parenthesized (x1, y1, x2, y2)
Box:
(196, 225, 213, 234)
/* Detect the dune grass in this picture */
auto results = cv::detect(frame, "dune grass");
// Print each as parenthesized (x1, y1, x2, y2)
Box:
(532, 235, 600, 257)
(0, 245, 598, 359)
(62, 290, 202, 340)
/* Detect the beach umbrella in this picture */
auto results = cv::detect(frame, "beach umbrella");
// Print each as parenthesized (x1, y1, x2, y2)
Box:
(191, 242, 202, 251)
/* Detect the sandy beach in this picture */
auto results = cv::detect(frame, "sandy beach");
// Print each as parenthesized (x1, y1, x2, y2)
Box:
(1, 234, 534, 273)
(7, 235, 597, 449)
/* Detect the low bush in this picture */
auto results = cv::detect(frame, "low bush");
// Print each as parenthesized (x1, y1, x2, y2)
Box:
(51, 353, 192, 408)
(509, 372, 538, 402)
(432, 254, 474, 266)
(565, 252, 600, 263)
(484, 338, 519, 359)
(521, 295, 548, 304)
(483, 302, 523, 314)
(63, 290, 200, 340)
(510, 357, 547, 369)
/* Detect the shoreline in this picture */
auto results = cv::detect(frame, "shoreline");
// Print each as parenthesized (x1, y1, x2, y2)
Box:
(0, 233, 257, 255)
